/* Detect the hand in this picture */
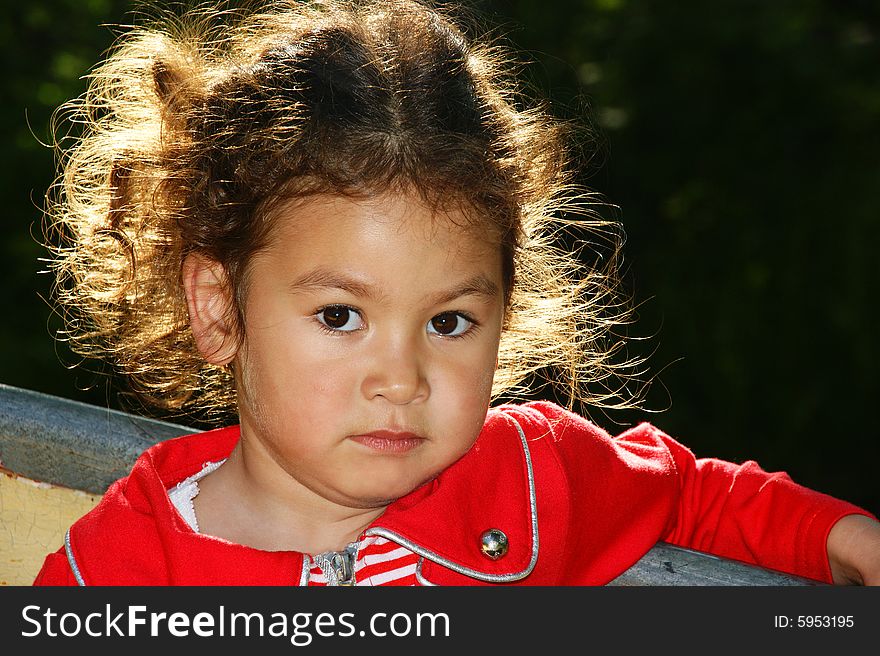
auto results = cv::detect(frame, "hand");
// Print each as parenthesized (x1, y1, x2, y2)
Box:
(826, 514, 880, 585)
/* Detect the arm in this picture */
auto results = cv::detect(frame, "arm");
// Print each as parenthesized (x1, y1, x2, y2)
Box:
(519, 401, 876, 584)
(661, 450, 877, 584)
(827, 514, 880, 585)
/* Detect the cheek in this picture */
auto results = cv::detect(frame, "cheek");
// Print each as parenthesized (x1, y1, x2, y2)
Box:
(279, 345, 366, 422)
(442, 349, 498, 415)
(305, 365, 358, 403)
(475, 332, 503, 395)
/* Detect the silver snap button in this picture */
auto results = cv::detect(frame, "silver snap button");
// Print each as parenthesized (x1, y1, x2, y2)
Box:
(480, 528, 509, 560)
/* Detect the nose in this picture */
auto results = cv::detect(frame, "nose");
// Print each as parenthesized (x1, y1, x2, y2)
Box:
(361, 334, 429, 405)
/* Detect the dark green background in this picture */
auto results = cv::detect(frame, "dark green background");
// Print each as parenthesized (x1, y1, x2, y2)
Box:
(3, 1, 878, 513)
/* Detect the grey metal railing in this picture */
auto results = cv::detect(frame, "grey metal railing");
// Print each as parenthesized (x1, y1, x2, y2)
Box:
(0, 383, 821, 585)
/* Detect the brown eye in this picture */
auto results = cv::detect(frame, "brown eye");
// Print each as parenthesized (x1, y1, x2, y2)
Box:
(428, 312, 471, 337)
(316, 305, 363, 332)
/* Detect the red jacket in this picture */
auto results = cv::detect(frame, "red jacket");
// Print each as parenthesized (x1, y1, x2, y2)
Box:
(33, 402, 870, 585)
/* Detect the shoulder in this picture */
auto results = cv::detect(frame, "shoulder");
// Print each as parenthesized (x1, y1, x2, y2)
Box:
(486, 401, 693, 516)
(471, 402, 690, 583)
(77, 425, 238, 521)
(490, 400, 688, 472)
(33, 548, 78, 586)
(62, 426, 240, 585)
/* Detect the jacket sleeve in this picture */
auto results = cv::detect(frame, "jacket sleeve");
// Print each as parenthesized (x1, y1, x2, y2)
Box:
(523, 401, 874, 584)
(33, 546, 79, 586)
(659, 444, 874, 583)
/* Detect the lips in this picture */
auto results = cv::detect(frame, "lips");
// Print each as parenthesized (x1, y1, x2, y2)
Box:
(349, 430, 425, 453)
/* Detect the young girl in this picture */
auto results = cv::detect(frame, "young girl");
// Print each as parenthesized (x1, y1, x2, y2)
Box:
(34, 0, 879, 586)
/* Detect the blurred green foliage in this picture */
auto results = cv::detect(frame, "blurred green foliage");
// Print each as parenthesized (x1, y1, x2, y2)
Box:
(3, 1, 878, 512)
(1, 0, 134, 411)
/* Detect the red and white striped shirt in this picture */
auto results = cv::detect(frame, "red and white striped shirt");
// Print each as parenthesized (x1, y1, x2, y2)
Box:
(307, 535, 419, 586)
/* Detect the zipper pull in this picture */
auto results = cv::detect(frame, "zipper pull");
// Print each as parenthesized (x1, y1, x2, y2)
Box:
(320, 543, 357, 586)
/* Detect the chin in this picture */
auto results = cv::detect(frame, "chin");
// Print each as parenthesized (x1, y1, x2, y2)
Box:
(347, 472, 439, 508)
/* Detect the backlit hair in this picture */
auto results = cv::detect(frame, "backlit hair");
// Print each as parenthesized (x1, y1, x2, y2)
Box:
(45, 0, 646, 423)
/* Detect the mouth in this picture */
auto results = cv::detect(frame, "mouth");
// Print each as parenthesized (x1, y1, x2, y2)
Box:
(349, 430, 426, 454)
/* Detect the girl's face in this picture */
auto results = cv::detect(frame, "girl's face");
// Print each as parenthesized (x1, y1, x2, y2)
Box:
(232, 193, 505, 512)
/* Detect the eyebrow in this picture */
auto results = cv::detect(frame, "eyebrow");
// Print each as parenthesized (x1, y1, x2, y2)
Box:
(288, 267, 500, 305)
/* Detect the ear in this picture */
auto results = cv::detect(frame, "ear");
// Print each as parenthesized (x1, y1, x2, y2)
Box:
(181, 253, 238, 365)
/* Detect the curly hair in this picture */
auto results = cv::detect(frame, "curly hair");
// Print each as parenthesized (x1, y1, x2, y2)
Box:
(45, 0, 646, 423)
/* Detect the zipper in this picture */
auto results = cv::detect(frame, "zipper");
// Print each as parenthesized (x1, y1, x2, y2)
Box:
(314, 543, 358, 586)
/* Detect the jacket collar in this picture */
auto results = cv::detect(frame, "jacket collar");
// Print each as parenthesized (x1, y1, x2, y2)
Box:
(367, 409, 539, 582)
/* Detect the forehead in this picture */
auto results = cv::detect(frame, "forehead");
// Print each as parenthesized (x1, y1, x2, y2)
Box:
(265, 192, 501, 264)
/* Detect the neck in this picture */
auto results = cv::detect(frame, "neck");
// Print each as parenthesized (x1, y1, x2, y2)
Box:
(193, 440, 387, 554)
